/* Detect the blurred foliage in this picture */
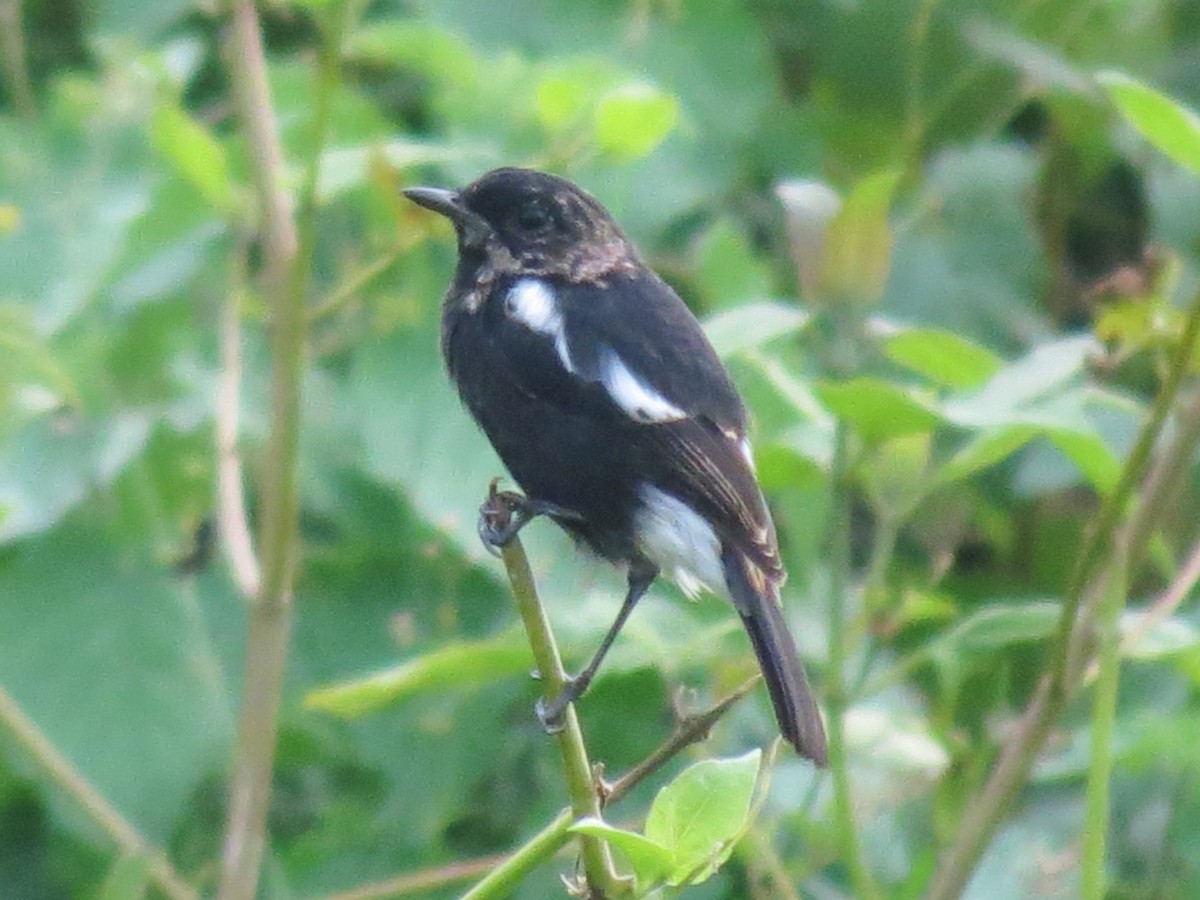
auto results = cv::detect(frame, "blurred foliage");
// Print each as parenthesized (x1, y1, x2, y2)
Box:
(1, 0, 1200, 898)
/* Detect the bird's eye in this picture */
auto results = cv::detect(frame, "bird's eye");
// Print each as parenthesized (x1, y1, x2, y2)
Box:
(513, 200, 554, 235)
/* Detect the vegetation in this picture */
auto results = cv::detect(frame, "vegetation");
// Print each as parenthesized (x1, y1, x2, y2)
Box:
(2, 1, 1200, 898)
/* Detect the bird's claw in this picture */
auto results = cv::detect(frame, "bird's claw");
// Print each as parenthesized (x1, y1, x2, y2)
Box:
(477, 479, 533, 552)
(477, 479, 584, 554)
(535, 677, 583, 734)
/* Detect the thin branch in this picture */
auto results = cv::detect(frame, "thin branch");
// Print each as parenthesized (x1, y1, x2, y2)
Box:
(216, 238, 261, 598)
(306, 244, 407, 323)
(1115, 530, 1200, 666)
(0, 0, 35, 117)
(604, 675, 760, 802)
(475, 486, 627, 898)
(216, 0, 310, 895)
(0, 685, 196, 900)
(460, 811, 575, 900)
(823, 303, 879, 900)
(317, 853, 506, 900)
(1052, 300, 1200, 694)
(461, 672, 762, 900)
(1082, 542, 1128, 899)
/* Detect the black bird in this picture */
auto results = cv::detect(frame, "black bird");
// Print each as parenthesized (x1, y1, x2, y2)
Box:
(405, 167, 827, 764)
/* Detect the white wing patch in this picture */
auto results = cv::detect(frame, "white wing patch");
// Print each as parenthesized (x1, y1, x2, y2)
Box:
(739, 436, 756, 472)
(634, 485, 726, 600)
(505, 278, 573, 372)
(601, 350, 686, 423)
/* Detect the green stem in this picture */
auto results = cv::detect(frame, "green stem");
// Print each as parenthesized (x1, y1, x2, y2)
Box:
(490, 533, 628, 899)
(1052, 290, 1200, 695)
(461, 672, 759, 899)
(826, 418, 879, 900)
(0, 0, 35, 117)
(929, 290, 1200, 899)
(216, 3, 347, 897)
(0, 685, 196, 900)
(1081, 545, 1127, 899)
(461, 810, 575, 900)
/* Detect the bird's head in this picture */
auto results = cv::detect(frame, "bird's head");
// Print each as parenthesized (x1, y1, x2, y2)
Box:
(404, 167, 637, 282)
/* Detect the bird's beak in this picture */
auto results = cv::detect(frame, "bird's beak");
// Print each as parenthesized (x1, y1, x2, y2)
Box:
(403, 186, 492, 248)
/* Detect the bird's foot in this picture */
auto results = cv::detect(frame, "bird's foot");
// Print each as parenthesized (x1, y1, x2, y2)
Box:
(535, 676, 586, 734)
(477, 479, 582, 556)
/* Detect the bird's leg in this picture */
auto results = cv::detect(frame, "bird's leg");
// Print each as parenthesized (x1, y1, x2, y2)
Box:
(536, 560, 658, 732)
(477, 479, 581, 555)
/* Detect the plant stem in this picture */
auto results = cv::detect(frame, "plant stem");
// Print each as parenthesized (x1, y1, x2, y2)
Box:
(216, 0, 330, 894)
(320, 852, 508, 900)
(461, 672, 761, 900)
(216, 237, 261, 598)
(1052, 292, 1200, 694)
(0, 685, 196, 900)
(0, 0, 35, 117)
(826, 417, 879, 900)
(461, 810, 576, 900)
(487, 524, 627, 898)
(928, 289, 1200, 899)
(1081, 544, 1128, 899)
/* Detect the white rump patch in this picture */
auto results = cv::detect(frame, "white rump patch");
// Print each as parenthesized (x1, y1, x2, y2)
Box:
(505, 278, 573, 372)
(634, 485, 725, 599)
(601, 350, 686, 423)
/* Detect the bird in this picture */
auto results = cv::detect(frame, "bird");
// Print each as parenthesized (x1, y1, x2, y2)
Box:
(404, 167, 827, 765)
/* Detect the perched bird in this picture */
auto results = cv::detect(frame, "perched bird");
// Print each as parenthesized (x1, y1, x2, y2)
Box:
(405, 168, 827, 764)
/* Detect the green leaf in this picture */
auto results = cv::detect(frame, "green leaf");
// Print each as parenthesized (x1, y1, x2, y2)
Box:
(0, 524, 232, 840)
(0, 412, 152, 543)
(317, 139, 468, 200)
(150, 105, 234, 212)
(861, 433, 931, 519)
(695, 219, 773, 310)
(0, 305, 81, 407)
(1099, 71, 1200, 174)
(644, 749, 761, 886)
(936, 426, 1037, 484)
(942, 336, 1096, 428)
(817, 377, 942, 442)
(1044, 426, 1121, 494)
(703, 303, 809, 358)
(819, 169, 902, 303)
(594, 84, 680, 161)
(571, 818, 674, 887)
(1121, 613, 1200, 660)
(344, 21, 479, 88)
(936, 601, 1060, 657)
(536, 72, 592, 131)
(304, 632, 530, 718)
(845, 707, 949, 774)
(884, 328, 1003, 389)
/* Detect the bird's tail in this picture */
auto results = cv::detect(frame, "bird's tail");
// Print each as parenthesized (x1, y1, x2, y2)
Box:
(723, 548, 827, 766)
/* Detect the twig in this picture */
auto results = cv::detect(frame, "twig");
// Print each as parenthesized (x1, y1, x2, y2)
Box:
(824, 304, 879, 900)
(605, 675, 760, 802)
(0, 0, 35, 117)
(1113, 532, 1200, 668)
(216, 0, 308, 896)
(1082, 542, 1128, 899)
(306, 244, 407, 323)
(461, 673, 763, 900)
(216, 237, 261, 598)
(316, 853, 506, 900)
(475, 486, 627, 898)
(0, 685, 196, 900)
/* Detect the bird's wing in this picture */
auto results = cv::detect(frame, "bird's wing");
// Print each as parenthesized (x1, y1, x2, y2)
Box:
(492, 270, 782, 578)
